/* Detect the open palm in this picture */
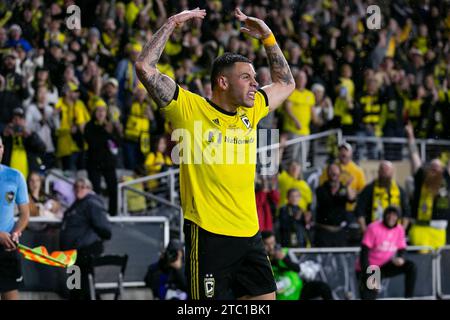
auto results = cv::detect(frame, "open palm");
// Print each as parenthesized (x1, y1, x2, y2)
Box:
(235, 8, 271, 39)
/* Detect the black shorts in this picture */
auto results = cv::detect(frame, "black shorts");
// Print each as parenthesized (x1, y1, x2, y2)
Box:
(184, 220, 276, 300)
(0, 248, 23, 293)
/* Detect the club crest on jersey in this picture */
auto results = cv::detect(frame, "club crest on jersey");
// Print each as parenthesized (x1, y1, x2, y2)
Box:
(204, 274, 215, 298)
(240, 115, 251, 129)
(5, 191, 15, 204)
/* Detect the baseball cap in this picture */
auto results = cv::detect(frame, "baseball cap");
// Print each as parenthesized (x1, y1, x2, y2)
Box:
(12, 108, 25, 117)
(105, 77, 119, 87)
(338, 142, 353, 152)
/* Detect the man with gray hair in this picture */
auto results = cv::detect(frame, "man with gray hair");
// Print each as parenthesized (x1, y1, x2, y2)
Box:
(60, 176, 112, 300)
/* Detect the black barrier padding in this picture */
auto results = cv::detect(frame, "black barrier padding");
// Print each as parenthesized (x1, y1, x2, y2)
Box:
(440, 250, 450, 297)
(293, 251, 434, 299)
(19, 221, 166, 296)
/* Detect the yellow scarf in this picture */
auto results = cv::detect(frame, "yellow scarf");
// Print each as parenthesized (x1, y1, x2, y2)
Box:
(372, 179, 401, 222)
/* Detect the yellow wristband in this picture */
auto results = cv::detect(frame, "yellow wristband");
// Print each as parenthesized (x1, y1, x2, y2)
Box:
(262, 33, 276, 47)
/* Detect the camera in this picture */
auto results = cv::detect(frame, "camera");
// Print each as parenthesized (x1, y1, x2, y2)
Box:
(163, 239, 183, 264)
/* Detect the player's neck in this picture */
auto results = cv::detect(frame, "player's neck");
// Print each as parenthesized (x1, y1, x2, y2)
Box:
(210, 91, 238, 114)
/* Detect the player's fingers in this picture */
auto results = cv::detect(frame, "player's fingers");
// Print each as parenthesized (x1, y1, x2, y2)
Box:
(235, 8, 247, 21)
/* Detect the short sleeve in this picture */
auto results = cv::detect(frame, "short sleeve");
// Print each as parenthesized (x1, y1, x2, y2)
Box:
(15, 172, 29, 205)
(161, 85, 202, 128)
(253, 89, 269, 124)
(361, 224, 376, 249)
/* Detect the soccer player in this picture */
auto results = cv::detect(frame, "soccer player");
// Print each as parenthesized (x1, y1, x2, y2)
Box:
(135, 8, 294, 300)
(0, 136, 30, 300)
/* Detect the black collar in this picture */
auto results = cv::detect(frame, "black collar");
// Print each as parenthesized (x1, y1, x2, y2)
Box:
(206, 99, 237, 116)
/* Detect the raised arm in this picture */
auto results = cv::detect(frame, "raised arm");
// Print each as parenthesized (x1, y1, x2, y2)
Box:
(135, 8, 206, 108)
(405, 122, 422, 174)
(235, 8, 294, 112)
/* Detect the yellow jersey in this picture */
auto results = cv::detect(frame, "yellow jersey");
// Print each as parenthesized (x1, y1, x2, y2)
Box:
(55, 98, 90, 157)
(277, 170, 312, 212)
(163, 86, 269, 237)
(283, 88, 315, 136)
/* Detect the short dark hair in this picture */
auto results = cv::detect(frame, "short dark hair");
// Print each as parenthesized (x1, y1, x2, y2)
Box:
(287, 188, 300, 198)
(261, 230, 275, 240)
(210, 52, 252, 90)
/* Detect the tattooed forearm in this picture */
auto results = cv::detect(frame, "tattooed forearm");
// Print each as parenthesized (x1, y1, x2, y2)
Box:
(135, 21, 177, 107)
(264, 44, 294, 86)
(137, 21, 175, 68)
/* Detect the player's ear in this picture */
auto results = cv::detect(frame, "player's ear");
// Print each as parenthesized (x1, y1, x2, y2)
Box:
(218, 75, 228, 90)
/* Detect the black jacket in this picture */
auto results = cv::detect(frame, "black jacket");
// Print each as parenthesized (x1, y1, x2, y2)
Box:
(1, 132, 46, 172)
(84, 120, 120, 168)
(60, 193, 112, 250)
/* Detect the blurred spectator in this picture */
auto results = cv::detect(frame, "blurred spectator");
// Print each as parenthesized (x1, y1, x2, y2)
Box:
(355, 77, 384, 159)
(84, 104, 121, 216)
(6, 24, 32, 52)
(356, 161, 411, 233)
(1, 108, 46, 178)
(60, 177, 112, 300)
(54, 82, 90, 171)
(406, 123, 450, 248)
(311, 83, 333, 132)
(315, 163, 356, 247)
(28, 66, 59, 108)
(144, 239, 187, 300)
(278, 161, 312, 214)
(278, 188, 311, 248)
(262, 231, 332, 300)
(0, 49, 28, 131)
(255, 175, 280, 232)
(282, 69, 316, 163)
(358, 206, 416, 300)
(144, 135, 173, 190)
(25, 85, 57, 170)
(123, 82, 155, 170)
(320, 142, 366, 213)
(27, 171, 62, 219)
(116, 42, 141, 108)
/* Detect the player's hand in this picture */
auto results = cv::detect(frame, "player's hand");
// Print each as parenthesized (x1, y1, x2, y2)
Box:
(168, 8, 206, 28)
(235, 8, 272, 39)
(392, 257, 405, 267)
(11, 231, 21, 244)
(0, 232, 17, 251)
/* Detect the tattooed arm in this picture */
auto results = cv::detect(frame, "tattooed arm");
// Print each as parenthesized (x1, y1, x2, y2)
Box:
(135, 8, 206, 108)
(235, 8, 294, 112)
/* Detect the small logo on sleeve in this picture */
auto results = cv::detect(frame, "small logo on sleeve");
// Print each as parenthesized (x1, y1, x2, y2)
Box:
(5, 191, 15, 204)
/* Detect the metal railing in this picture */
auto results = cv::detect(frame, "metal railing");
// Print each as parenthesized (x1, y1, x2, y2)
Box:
(343, 135, 450, 162)
(288, 246, 436, 300)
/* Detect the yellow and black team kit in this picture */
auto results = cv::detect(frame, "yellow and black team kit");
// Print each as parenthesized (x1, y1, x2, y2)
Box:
(163, 86, 277, 299)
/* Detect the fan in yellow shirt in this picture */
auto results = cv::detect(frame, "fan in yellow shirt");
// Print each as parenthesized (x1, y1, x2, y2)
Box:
(278, 162, 312, 213)
(55, 82, 90, 170)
